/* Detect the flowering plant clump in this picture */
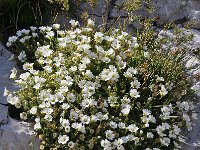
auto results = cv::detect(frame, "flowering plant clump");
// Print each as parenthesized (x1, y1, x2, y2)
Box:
(5, 19, 197, 150)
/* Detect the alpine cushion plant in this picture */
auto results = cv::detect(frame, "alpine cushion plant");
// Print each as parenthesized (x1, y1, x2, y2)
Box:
(5, 19, 197, 150)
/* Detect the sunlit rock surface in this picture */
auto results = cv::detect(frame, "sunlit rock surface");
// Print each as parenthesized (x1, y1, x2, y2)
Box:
(0, 118, 40, 150)
(0, 43, 40, 150)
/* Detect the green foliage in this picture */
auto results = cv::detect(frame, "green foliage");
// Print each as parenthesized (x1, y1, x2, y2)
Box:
(48, 0, 69, 10)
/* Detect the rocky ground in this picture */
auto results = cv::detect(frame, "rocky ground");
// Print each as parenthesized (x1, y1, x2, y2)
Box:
(0, 43, 40, 150)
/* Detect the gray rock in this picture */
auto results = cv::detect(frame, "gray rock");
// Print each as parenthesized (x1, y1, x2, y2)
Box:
(0, 118, 40, 150)
(0, 42, 40, 150)
(0, 42, 17, 123)
(85, 0, 200, 29)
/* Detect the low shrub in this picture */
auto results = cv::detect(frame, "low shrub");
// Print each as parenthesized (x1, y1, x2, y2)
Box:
(5, 19, 197, 150)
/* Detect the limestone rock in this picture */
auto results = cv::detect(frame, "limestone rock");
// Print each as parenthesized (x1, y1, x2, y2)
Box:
(0, 118, 40, 150)
(92, 0, 200, 29)
(0, 43, 17, 124)
(0, 42, 40, 150)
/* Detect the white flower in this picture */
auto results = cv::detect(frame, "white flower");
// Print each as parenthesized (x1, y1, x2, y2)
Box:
(42, 107, 53, 115)
(30, 107, 37, 114)
(144, 52, 150, 58)
(70, 109, 79, 120)
(104, 36, 114, 42)
(117, 145, 125, 150)
(80, 115, 90, 124)
(101, 139, 111, 148)
(109, 121, 118, 129)
(100, 65, 119, 81)
(148, 115, 156, 123)
(69, 66, 77, 72)
(36, 45, 53, 58)
(39, 26, 46, 32)
(182, 101, 190, 111)
(20, 112, 27, 120)
(19, 38, 25, 43)
(156, 76, 164, 82)
(143, 109, 151, 116)
(81, 35, 91, 43)
(130, 89, 140, 98)
(183, 113, 190, 123)
(67, 93, 76, 103)
(131, 79, 141, 89)
(10, 67, 18, 79)
(43, 66, 52, 73)
(30, 26, 37, 32)
(6, 42, 11, 47)
(160, 84, 168, 97)
(124, 67, 137, 78)
(21, 29, 30, 35)
(68, 141, 75, 148)
(174, 141, 181, 149)
(58, 135, 69, 144)
(61, 76, 73, 87)
(156, 125, 166, 137)
(34, 76, 46, 83)
(121, 96, 130, 105)
(33, 76, 46, 89)
(60, 118, 70, 127)
(192, 113, 198, 120)
(94, 32, 104, 43)
(87, 19, 95, 26)
(77, 44, 91, 52)
(169, 125, 181, 138)
(173, 125, 181, 135)
(162, 123, 170, 130)
(71, 122, 86, 133)
(44, 114, 53, 121)
(3, 87, 10, 96)
(69, 20, 79, 27)
(147, 132, 154, 138)
(80, 98, 97, 108)
(31, 32, 38, 37)
(118, 122, 126, 129)
(81, 57, 91, 64)
(111, 39, 120, 49)
(109, 71, 119, 81)
(100, 68, 110, 81)
(33, 83, 41, 89)
(34, 122, 41, 130)
(114, 138, 124, 147)
(19, 72, 30, 80)
(160, 104, 173, 119)
(45, 31, 55, 38)
(121, 105, 131, 115)
(160, 137, 170, 146)
(7, 94, 18, 105)
(105, 130, 115, 140)
(52, 24, 60, 29)
(84, 70, 94, 78)
(62, 103, 70, 110)
(8, 36, 18, 43)
(127, 124, 139, 133)
(23, 62, 34, 70)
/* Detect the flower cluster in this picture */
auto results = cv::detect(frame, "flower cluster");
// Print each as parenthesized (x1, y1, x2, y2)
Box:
(5, 19, 197, 150)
